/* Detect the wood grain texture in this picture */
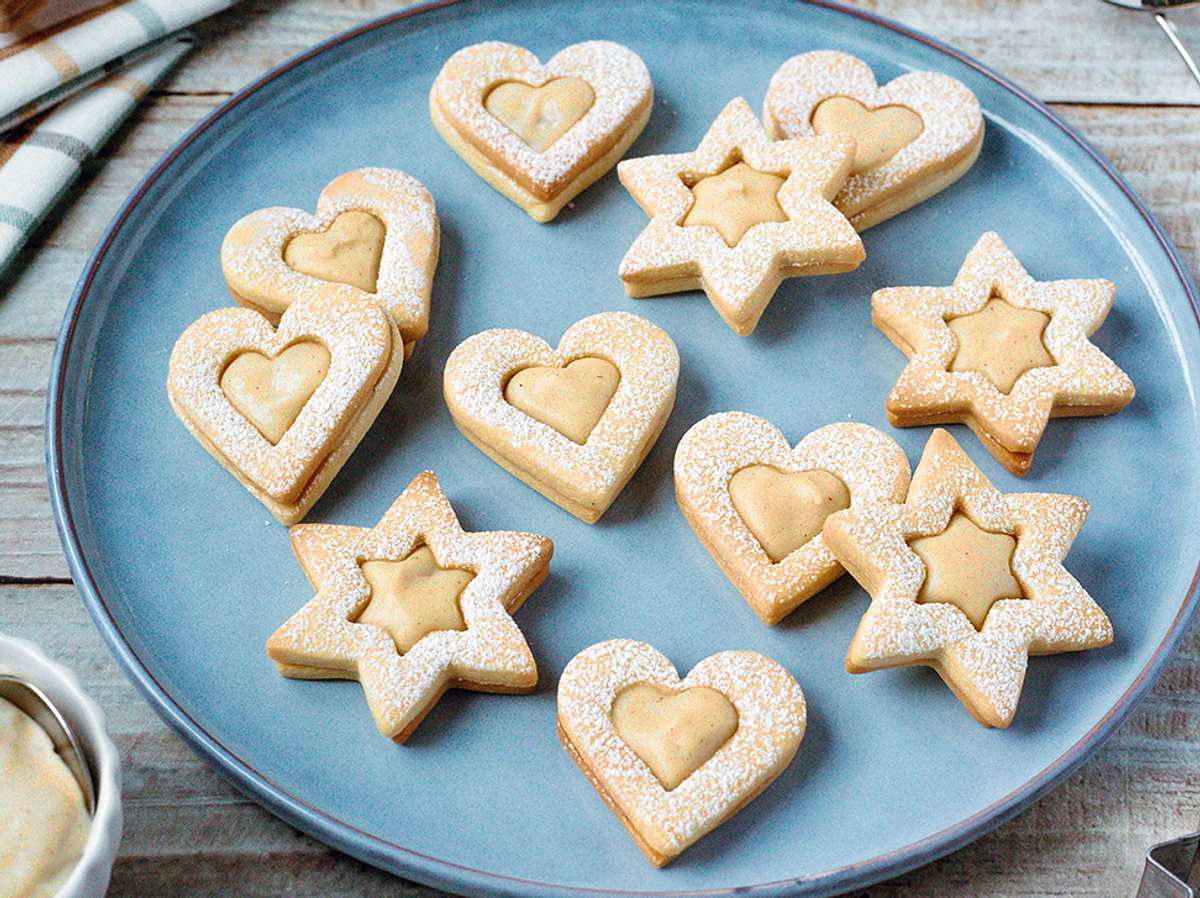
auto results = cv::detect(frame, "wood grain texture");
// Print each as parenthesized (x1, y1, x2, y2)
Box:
(1, 1, 1198, 895)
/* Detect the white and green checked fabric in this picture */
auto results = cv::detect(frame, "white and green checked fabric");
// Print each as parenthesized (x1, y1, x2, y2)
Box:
(0, 0, 232, 131)
(0, 35, 190, 272)
(0, 31, 183, 133)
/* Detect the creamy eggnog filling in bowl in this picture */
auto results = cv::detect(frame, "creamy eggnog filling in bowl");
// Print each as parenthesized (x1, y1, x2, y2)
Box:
(0, 634, 122, 898)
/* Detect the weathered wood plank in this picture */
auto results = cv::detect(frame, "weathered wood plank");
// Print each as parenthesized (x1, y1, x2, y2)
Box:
(0, 339, 66, 579)
(1, 583, 1198, 897)
(1061, 106, 1200, 273)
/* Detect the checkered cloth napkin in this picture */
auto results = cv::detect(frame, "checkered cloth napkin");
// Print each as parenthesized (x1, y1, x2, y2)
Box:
(0, 0, 234, 274)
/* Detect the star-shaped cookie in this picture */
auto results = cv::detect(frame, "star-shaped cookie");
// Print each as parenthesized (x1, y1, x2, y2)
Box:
(822, 428, 1112, 729)
(266, 470, 553, 742)
(617, 97, 864, 335)
(873, 231, 1135, 475)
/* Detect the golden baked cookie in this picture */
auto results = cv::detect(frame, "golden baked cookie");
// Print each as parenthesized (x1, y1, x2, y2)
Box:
(873, 231, 1135, 475)
(167, 293, 402, 525)
(617, 97, 863, 336)
(443, 311, 679, 523)
(674, 413, 911, 624)
(430, 40, 653, 222)
(220, 167, 438, 357)
(557, 639, 806, 867)
(822, 428, 1112, 729)
(266, 470, 553, 742)
(763, 50, 984, 230)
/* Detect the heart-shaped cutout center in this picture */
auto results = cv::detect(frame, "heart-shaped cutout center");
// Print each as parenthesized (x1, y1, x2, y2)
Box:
(484, 77, 596, 152)
(730, 465, 851, 563)
(355, 546, 474, 653)
(220, 341, 331, 444)
(810, 96, 924, 175)
(611, 683, 739, 791)
(283, 210, 386, 293)
(504, 356, 620, 445)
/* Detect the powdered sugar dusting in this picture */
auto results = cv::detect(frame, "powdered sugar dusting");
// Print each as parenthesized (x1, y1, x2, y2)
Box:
(823, 428, 1113, 728)
(221, 167, 438, 345)
(674, 413, 910, 623)
(763, 50, 983, 221)
(874, 231, 1136, 457)
(266, 471, 552, 740)
(443, 311, 678, 514)
(617, 97, 863, 334)
(431, 40, 652, 199)
(557, 639, 805, 859)
(167, 293, 396, 506)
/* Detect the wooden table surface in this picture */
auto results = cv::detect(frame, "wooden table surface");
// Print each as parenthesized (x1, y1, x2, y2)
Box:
(2, 2, 1198, 895)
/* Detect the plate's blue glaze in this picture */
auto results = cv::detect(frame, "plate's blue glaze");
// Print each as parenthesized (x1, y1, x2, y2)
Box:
(47, 1, 1200, 895)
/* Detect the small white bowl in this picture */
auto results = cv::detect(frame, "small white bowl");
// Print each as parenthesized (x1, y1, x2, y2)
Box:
(0, 632, 123, 898)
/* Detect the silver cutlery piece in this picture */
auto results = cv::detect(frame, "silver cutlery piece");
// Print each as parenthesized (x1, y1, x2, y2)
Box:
(1139, 830, 1200, 897)
(0, 673, 96, 815)
(1103, 0, 1200, 87)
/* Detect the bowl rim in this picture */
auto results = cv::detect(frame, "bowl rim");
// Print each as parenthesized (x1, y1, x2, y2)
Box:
(0, 632, 124, 898)
(43, 0, 1200, 896)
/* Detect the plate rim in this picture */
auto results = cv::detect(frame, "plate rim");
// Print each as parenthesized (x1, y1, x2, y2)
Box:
(44, 1, 1200, 895)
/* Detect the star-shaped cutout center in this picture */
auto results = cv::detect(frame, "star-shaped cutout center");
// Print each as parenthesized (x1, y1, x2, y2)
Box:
(909, 512, 1023, 629)
(682, 161, 788, 246)
(266, 471, 553, 742)
(948, 295, 1054, 393)
(356, 546, 473, 654)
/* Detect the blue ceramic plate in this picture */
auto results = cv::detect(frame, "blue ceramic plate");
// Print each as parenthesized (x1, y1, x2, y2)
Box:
(48, 1, 1200, 895)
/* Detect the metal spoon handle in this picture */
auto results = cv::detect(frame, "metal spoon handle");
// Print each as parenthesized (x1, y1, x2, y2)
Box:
(0, 675, 96, 815)
(1156, 12, 1200, 87)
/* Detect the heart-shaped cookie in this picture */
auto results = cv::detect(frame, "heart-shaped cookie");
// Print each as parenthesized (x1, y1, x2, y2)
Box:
(558, 639, 806, 867)
(168, 293, 402, 525)
(763, 50, 983, 231)
(430, 40, 653, 222)
(443, 311, 678, 523)
(674, 413, 911, 624)
(221, 168, 438, 355)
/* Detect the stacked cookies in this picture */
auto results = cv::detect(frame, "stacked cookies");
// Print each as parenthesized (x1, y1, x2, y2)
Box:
(165, 39, 1135, 868)
(169, 168, 438, 524)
